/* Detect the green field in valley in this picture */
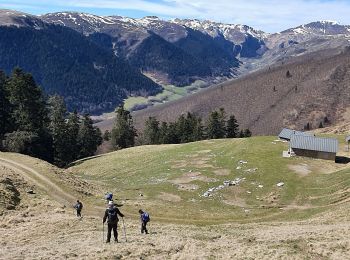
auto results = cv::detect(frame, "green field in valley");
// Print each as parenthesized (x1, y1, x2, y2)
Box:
(123, 81, 207, 111)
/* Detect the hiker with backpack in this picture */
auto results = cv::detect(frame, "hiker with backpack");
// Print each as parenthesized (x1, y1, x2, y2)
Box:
(103, 201, 124, 243)
(74, 200, 83, 217)
(105, 192, 113, 202)
(139, 209, 150, 234)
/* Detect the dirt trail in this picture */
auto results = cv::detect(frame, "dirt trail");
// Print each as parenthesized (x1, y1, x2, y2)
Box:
(0, 158, 76, 205)
(0, 157, 183, 222)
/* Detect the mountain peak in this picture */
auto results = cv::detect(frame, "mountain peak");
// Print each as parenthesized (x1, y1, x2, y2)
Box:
(318, 20, 339, 25)
(0, 9, 45, 28)
(143, 16, 160, 20)
(282, 20, 350, 36)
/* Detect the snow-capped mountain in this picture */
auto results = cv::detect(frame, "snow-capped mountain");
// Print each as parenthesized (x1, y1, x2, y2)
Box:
(42, 12, 149, 36)
(284, 21, 350, 36)
(0, 9, 46, 29)
(173, 19, 268, 43)
(43, 12, 266, 55)
(0, 9, 162, 114)
(43, 12, 250, 85)
(266, 21, 350, 49)
(2, 8, 350, 113)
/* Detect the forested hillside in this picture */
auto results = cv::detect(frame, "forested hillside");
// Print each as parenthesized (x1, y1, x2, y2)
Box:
(0, 14, 161, 114)
(95, 47, 350, 135)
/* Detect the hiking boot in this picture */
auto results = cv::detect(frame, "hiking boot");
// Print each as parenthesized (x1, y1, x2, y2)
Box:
(106, 240, 110, 243)
(114, 239, 118, 243)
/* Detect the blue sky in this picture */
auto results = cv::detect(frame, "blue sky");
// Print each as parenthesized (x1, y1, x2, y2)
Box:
(0, 0, 349, 32)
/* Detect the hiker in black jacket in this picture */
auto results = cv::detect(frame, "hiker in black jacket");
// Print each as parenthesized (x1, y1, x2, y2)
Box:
(103, 201, 124, 243)
(74, 200, 83, 217)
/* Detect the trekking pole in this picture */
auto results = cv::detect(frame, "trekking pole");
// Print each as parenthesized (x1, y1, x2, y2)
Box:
(122, 217, 127, 242)
(102, 223, 105, 243)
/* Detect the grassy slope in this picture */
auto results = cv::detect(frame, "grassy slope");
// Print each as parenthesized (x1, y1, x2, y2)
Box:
(70, 136, 350, 224)
(0, 152, 102, 210)
(1, 138, 349, 258)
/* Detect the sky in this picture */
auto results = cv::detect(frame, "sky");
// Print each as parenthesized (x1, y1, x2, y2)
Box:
(0, 0, 349, 32)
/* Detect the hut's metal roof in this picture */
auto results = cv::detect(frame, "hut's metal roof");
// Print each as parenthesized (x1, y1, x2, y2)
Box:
(290, 135, 338, 153)
(278, 128, 313, 140)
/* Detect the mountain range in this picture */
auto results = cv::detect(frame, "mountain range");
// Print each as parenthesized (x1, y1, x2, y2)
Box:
(1, 9, 350, 115)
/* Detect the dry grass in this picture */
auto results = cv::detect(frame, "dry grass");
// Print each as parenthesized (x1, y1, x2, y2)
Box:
(1, 139, 350, 259)
(1, 194, 349, 259)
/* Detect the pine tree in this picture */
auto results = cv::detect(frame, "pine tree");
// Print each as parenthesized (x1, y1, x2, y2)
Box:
(244, 129, 252, 137)
(7, 68, 48, 132)
(176, 114, 187, 143)
(218, 108, 226, 130)
(318, 122, 324, 128)
(48, 95, 69, 167)
(77, 114, 102, 158)
(166, 122, 180, 144)
(183, 113, 195, 143)
(159, 122, 169, 144)
(143, 117, 160, 144)
(103, 130, 111, 141)
(65, 111, 80, 163)
(324, 116, 330, 124)
(304, 122, 311, 131)
(226, 115, 239, 138)
(286, 70, 292, 78)
(176, 112, 203, 143)
(206, 109, 226, 139)
(111, 106, 137, 149)
(4, 68, 52, 161)
(0, 71, 12, 141)
(191, 116, 203, 142)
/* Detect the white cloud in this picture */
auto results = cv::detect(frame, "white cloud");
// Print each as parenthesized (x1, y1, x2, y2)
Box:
(1, 0, 349, 32)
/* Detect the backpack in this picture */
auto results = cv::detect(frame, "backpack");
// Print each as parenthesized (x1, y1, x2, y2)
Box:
(108, 208, 118, 222)
(142, 212, 150, 222)
(105, 193, 113, 200)
(75, 202, 82, 210)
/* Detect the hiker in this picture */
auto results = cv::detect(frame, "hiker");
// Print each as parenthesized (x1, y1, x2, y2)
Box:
(105, 192, 113, 202)
(103, 201, 124, 243)
(139, 209, 150, 234)
(74, 200, 83, 217)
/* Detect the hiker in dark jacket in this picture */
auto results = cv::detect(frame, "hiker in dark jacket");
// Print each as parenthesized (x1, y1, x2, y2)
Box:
(139, 209, 150, 234)
(103, 201, 124, 243)
(74, 200, 83, 217)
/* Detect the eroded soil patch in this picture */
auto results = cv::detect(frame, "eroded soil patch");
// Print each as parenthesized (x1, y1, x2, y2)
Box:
(157, 192, 182, 202)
